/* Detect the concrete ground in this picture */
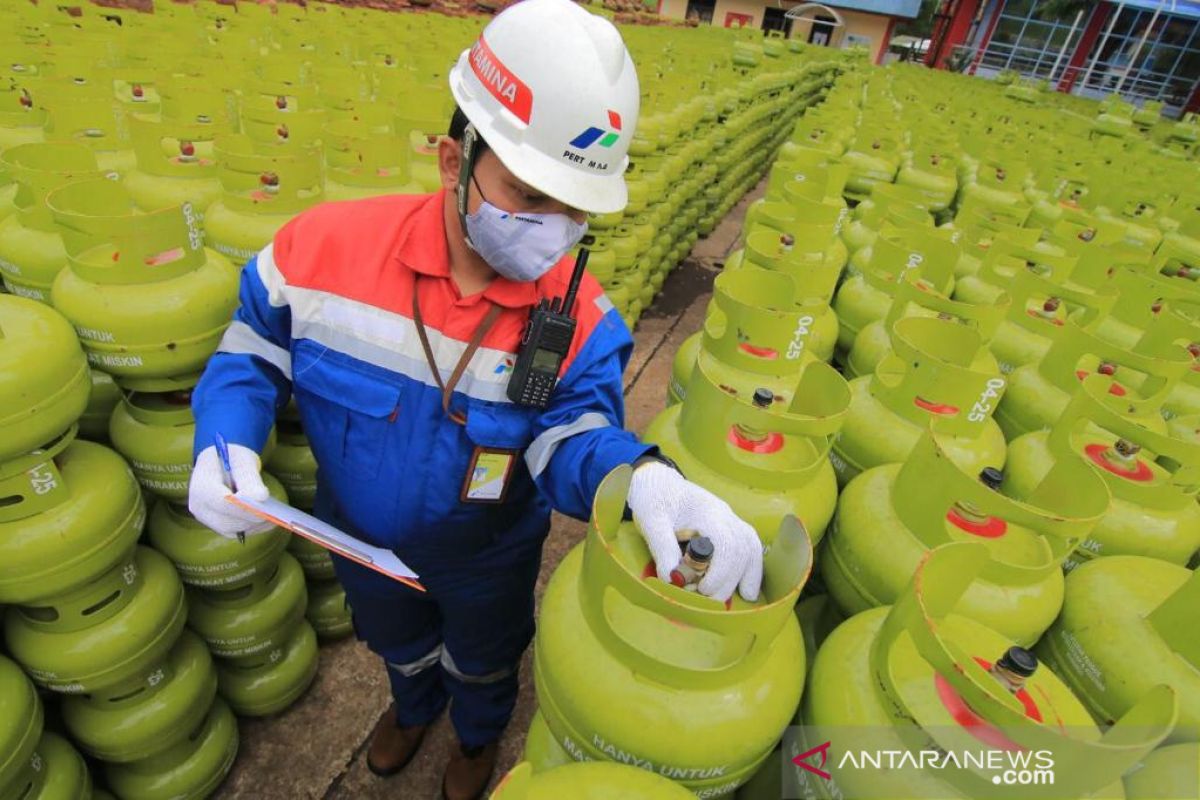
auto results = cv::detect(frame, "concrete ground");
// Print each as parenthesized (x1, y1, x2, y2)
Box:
(214, 181, 763, 800)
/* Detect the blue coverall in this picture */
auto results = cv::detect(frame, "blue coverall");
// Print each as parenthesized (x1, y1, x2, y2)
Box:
(192, 190, 653, 746)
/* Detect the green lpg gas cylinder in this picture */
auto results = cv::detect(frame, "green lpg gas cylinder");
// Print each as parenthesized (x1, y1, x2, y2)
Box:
(216, 619, 318, 717)
(14, 731, 92, 800)
(831, 318, 1008, 488)
(842, 183, 932, 257)
(995, 322, 1189, 440)
(264, 408, 317, 510)
(957, 161, 1033, 225)
(952, 236, 1076, 308)
(523, 712, 573, 773)
(105, 697, 238, 800)
(203, 133, 325, 265)
(0, 79, 44, 154)
(841, 135, 901, 201)
(491, 761, 695, 799)
(823, 430, 1109, 646)
(0, 433, 144, 610)
(669, 269, 835, 406)
(1005, 375, 1200, 567)
(1124, 744, 1200, 799)
(1097, 191, 1166, 252)
(306, 578, 351, 640)
(793, 594, 844, 672)
(527, 466, 812, 798)
(47, 178, 238, 390)
(1143, 312, 1200, 421)
(79, 369, 120, 443)
(0, 296, 89, 461)
(323, 119, 422, 201)
(242, 104, 328, 151)
(1026, 173, 1090, 230)
(572, 236, 617, 285)
(833, 226, 958, 359)
(0, 654, 43, 800)
(763, 157, 849, 213)
(1157, 209, 1200, 274)
(1090, 265, 1200, 354)
(845, 272, 1009, 380)
(122, 106, 225, 218)
(986, 265, 1119, 378)
(147, 475, 289, 590)
(946, 207, 1043, 280)
(794, 542, 1176, 800)
(289, 536, 335, 582)
(0, 167, 14, 227)
(395, 105, 448, 194)
(109, 390, 196, 501)
(5, 546, 187, 698)
(0, 143, 105, 303)
(896, 147, 958, 213)
(741, 197, 848, 289)
(40, 93, 135, 177)
(645, 358, 848, 546)
(1038, 556, 1199, 743)
(61, 630, 217, 763)
(187, 551, 307, 665)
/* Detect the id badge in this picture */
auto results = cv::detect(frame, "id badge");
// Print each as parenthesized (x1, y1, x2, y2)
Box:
(461, 447, 518, 504)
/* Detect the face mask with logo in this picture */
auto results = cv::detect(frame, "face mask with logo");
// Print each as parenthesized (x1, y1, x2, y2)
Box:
(463, 192, 588, 283)
(456, 123, 586, 284)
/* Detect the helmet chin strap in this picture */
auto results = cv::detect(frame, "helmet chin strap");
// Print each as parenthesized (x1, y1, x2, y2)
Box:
(456, 122, 483, 255)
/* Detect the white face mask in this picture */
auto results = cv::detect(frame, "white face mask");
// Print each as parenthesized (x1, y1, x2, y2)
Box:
(455, 123, 586, 284)
(463, 197, 588, 283)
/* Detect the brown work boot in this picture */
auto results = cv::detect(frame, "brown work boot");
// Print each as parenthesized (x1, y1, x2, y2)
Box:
(441, 741, 499, 800)
(366, 704, 429, 777)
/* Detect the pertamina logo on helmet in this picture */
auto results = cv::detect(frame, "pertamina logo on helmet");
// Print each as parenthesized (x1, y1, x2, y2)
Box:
(562, 110, 622, 173)
(469, 36, 533, 125)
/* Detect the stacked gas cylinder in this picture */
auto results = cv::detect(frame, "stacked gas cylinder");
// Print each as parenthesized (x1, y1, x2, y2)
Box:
(0, 3, 871, 798)
(0, 287, 239, 800)
(573, 27, 846, 328)
(0, 1, 849, 334)
(1088, 93, 1200, 160)
(521, 63, 1200, 799)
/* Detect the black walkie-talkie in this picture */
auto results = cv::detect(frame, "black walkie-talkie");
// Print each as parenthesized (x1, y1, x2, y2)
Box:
(507, 248, 590, 408)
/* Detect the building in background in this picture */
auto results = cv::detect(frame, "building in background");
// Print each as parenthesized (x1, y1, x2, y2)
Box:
(928, 0, 1200, 114)
(656, 0, 922, 64)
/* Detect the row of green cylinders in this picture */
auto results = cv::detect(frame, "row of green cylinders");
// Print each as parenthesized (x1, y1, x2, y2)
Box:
(512, 61, 1198, 799)
(574, 61, 841, 329)
(1, 289, 351, 800)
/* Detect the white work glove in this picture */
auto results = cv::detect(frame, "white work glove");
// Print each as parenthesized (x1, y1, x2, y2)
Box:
(627, 462, 763, 603)
(188, 444, 276, 539)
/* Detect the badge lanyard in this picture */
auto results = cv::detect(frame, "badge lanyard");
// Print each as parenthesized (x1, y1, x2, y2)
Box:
(412, 282, 517, 504)
(411, 279, 502, 426)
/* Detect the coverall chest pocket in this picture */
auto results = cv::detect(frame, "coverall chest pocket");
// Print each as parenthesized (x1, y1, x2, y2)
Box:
(464, 401, 539, 453)
(292, 342, 402, 481)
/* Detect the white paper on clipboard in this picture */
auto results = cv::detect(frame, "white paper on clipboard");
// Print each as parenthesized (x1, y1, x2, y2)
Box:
(226, 496, 424, 591)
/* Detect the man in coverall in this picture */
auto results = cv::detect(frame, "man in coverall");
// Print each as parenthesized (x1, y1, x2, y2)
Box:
(187, 1, 762, 797)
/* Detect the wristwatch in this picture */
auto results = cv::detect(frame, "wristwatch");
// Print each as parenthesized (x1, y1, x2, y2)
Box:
(624, 450, 682, 521)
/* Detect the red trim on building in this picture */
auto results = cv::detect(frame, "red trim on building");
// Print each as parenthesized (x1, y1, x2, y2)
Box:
(969, 0, 1003, 74)
(925, 0, 952, 66)
(1058, 3, 1110, 92)
(878, 15, 898, 64)
(928, 0, 982, 69)
(1187, 80, 1200, 114)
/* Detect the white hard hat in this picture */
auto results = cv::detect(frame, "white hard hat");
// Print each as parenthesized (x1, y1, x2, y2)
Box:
(448, 0, 640, 215)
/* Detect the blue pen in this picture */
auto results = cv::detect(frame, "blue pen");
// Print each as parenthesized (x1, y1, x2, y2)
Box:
(214, 434, 246, 545)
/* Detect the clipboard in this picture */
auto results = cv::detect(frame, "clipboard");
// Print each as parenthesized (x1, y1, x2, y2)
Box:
(226, 496, 425, 592)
